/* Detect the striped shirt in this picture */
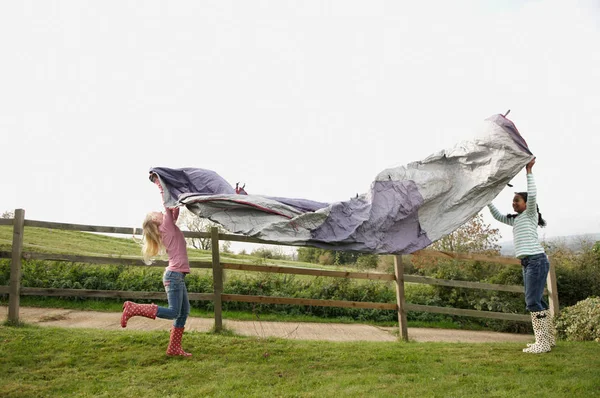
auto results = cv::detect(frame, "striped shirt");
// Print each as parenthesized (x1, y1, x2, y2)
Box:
(488, 173, 545, 259)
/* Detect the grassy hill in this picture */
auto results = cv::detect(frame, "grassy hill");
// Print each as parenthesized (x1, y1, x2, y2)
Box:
(0, 225, 402, 326)
(0, 226, 365, 271)
(0, 226, 145, 257)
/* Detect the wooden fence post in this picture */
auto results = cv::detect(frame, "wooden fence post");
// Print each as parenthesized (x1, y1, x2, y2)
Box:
(546, 260, 559, 317)
(8, 209, 25, 324)
(211, 227, 223, 332)
(394, 255, 408, 341)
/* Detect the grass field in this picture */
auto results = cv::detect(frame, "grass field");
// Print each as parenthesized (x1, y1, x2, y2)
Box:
(0, 225, 363, 271)
(1, 324, 599, 398)
(1, 222, 599, 396)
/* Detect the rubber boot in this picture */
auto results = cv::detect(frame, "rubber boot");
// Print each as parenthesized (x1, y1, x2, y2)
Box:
(527, 310, 556, 348)
(166, 326, 192, 357)
(523, 310, 552, 354)
(121, 301, 158, 328)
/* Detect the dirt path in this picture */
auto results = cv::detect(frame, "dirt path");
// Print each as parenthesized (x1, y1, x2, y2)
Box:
(2, 306, 533, 343)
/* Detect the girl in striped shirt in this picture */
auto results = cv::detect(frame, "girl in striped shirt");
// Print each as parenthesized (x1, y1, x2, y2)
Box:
(488, 158, 554, 353)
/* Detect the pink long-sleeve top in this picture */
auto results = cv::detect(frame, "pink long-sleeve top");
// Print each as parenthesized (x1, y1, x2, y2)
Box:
(159, 207, 191, 274)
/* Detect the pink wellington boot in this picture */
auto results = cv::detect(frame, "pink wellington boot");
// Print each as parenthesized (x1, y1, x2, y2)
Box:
(166, 326, 192, 357)
(121, 301, 158, 328)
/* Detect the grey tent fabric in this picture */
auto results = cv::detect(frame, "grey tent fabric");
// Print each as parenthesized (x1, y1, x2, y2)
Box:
(150, 114, 533, 254)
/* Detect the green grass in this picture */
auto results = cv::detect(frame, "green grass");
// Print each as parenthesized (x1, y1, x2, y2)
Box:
(0, 225, 363, 271)
(0, 226, 143, 257)
(1, 325, 599, 397)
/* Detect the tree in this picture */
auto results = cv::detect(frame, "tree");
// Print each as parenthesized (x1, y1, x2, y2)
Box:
(1, 210, 14, 219)
(430, 213, 501, 255)
(250, 246, 292, 260)
(178, 208, 231, 253)
(297, 247, 324, 264)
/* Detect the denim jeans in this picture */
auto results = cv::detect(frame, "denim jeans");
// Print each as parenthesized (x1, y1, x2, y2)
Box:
(156, 270, 190, 328)
(521, 253, 549, 312)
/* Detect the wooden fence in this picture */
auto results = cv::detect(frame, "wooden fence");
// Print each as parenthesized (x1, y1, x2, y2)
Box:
(0, 208, 559, 341)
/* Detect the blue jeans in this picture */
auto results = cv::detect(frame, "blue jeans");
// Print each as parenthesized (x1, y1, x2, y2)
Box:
(521, 253, 549, 312)
(156, 270, 190, 328)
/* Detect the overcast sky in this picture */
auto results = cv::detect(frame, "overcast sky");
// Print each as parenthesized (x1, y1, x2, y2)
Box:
(2, 0, 599, 253)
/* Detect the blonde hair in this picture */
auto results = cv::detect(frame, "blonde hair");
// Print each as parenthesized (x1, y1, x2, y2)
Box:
(142, 213, 164, 264)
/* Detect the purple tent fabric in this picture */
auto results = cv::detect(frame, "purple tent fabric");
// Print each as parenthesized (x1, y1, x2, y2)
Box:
(150, 114, 533, 254)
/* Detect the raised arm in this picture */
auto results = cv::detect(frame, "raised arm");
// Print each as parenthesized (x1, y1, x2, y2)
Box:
(525, 159, 538, 217)
(151, 173, 165, 201)
(151, 172, 180, 222)
(170, 207, 180, 222)
(488, 203, 514, 226)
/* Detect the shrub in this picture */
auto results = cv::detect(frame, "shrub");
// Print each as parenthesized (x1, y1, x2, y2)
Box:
(355, 254, 378, 270)
(554, 297, 600, 342)
(407, 258, 532, 332)
(250, 247, 291, 260)
(549, 242, 600, 306)
(318, 252, 334, 265)
(3, 251, 597, 333)
(555, 261, 600, 307)
(377, 255, 397, 274)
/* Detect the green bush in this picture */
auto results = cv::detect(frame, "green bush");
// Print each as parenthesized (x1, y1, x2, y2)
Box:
(555, 261, 600, 307)
(554, 297, 600, 342)
(249, 247, 291, 260)
(409, 258, 531, 332)
(548, 241, 600, 306)
(220, 274, 399, 323)
(2, 244, 599, 332)
(0, 258, 531, 329)
(355, 254, 379, 270)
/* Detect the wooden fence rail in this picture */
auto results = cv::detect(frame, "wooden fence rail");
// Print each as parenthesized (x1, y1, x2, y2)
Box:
(1, 209, 559, 340)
